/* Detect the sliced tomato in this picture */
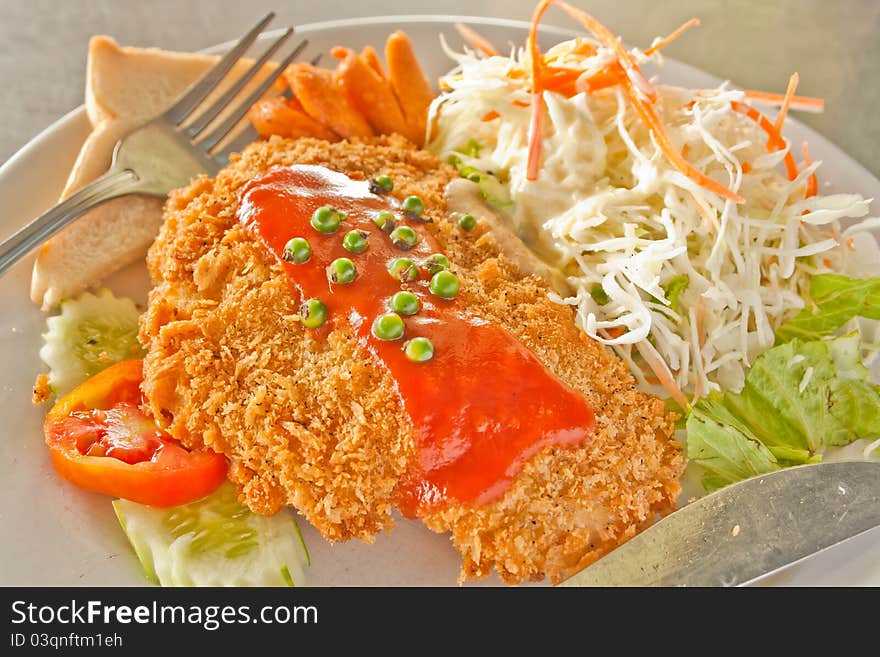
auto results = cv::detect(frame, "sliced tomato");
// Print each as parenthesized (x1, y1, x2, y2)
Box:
(44, 359, 227, 507)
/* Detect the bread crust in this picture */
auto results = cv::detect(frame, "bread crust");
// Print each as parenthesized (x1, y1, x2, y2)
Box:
(31, 37, 274, 309)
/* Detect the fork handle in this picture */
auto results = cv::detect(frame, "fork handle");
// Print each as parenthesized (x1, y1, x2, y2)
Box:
(0, 168, 140, 277)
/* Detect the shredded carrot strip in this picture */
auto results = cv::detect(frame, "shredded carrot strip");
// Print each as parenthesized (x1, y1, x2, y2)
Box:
(730, 101, 798, 180)
(526, 0, 554, 181)
(528, 1, 742, 201)
(513, 98, 531, 108)
(644, 18, 700, 56)
(556, 1, 657, 102)
(482, 109, 501, 121)
(636, 342, 689, 410)
(692, 375, 702, 405)
(575, 62, 627, 94)
(802, 142, 818, 197)
(568, 39, 598, 57)
(627, 86, 744, 202)
(689, 190, 717, 232)
(455, 23, 501, 57)
(527, 93, 546, 180)
(744, 89, 824, 113)
(542, 38, 597, 62)
(730, 102, 784, 150)
(545, 61, 626, 96)
(774, 72, 799, 133)
(541, 66, 584, 95)
(741, 161, 752, 174)
(554, 2, 741, 201)
(695, 296, 706, 350)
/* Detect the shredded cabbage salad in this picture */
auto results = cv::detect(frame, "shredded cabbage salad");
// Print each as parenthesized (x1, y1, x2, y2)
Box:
(427, 35, 880, 403)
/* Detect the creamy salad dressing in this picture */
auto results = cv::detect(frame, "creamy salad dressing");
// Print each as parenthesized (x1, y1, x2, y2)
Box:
(445, 178, 571, 294)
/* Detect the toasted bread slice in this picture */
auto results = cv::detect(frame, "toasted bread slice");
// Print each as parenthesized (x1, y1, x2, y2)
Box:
(32, 36, 274, 309)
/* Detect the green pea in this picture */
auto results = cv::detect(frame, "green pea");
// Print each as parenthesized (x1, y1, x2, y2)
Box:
(429, 270, 460, 299)
(371, 175, 394, 194)
(389, 291, 420, 316)
(390, 225, 418, 251)
(401, 195, 425, 217)
(299, 298, 328, 329)
(282, 237, 311, 264)
(342, 230, 369, 254)
(421, 253, 450, 276)
(387, 257, 419, 282)
(327, 257, 357, 285)
(372, 312, 405, 341)
(403, 337, 434, 362)
(311, 206, 344, 234)
(373, 211, 397, 233)
(458, 214, 477, 231)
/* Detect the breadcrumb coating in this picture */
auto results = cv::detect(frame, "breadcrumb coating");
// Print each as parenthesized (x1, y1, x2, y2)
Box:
(140, 134, 684, 584)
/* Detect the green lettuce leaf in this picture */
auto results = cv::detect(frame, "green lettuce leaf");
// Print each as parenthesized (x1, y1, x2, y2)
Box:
(686, 334, 880, 490)
(686, 411, 779, 492)
(775, 274, 880, 343)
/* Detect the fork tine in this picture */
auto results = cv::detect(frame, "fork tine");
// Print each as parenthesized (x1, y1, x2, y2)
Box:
(197, 39, 308, 152)
(163, 12, 275, 126)
(310, 53, 323, 66)
(211, 86, 292, 166)
(184, 27, 294, 139)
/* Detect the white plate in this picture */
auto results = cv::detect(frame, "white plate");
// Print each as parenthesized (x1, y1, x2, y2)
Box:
(1, 15, 878, 587)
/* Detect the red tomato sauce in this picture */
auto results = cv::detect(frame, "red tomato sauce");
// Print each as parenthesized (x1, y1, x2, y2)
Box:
(238, 165, 595, 517)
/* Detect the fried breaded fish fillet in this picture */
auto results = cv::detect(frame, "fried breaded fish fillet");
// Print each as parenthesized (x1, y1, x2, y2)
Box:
(140, 134, 684, 584)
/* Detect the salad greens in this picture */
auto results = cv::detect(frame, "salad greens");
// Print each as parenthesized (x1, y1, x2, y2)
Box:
(687, 273, 880, 491)
(687, 334, 880, 490)
(775, 274, 880, 344)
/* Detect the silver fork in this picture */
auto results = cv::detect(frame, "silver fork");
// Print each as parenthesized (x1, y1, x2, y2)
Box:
(0, 13, 306, 276)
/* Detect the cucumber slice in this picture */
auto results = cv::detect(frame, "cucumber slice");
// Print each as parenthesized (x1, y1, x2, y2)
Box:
(112, 483, 310, 587)
(40, 288, 145, 397)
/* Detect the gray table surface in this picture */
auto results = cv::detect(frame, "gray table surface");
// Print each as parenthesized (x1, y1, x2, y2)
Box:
(1, 0, 878, 176)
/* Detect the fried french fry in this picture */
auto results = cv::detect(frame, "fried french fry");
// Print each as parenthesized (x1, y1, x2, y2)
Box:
(385, 31, 434, 146)
(285, 64, 374, 139)
(360, 45, 387, 78)
(247, 96, 340, 141)
(335, 51, 412, 141)
(330, 46, 350, 61)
